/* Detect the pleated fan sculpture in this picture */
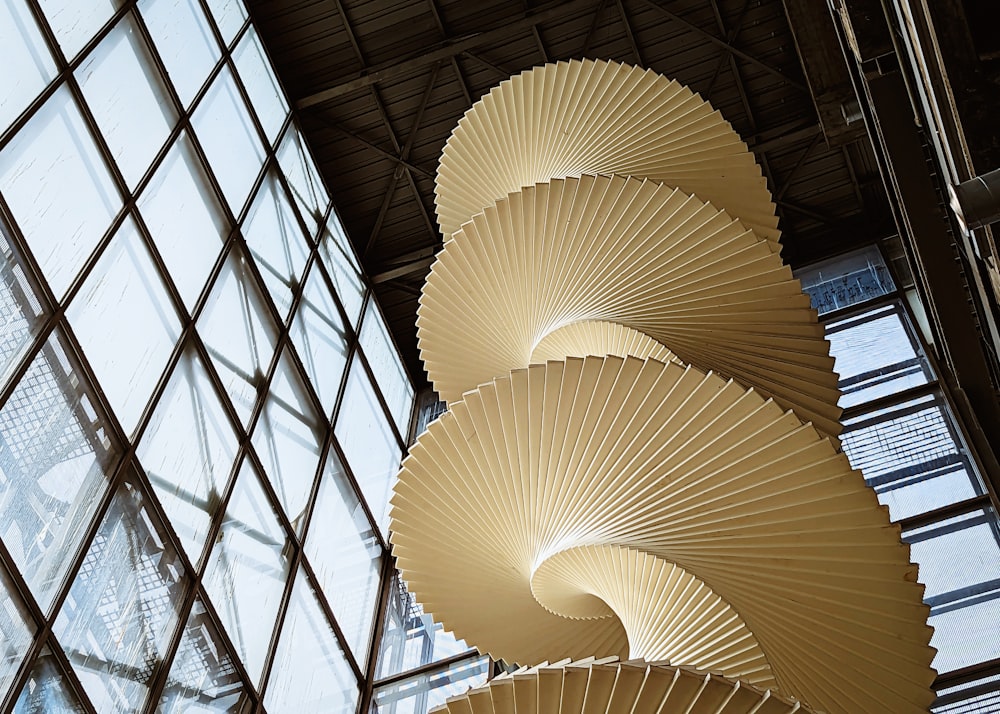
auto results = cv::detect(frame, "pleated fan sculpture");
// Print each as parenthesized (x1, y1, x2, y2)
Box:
(389, 59, 937, 714)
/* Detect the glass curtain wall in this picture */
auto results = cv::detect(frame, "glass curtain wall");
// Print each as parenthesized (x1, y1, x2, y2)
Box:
(797, 247, 1000, 713)
(0, 1, 415, 712)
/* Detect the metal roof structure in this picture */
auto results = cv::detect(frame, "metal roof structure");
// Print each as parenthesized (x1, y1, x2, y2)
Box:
(248, 0, 894, 386)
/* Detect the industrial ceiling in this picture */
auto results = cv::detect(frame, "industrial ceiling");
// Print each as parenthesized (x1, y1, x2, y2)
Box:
(248, 0, 893, 389)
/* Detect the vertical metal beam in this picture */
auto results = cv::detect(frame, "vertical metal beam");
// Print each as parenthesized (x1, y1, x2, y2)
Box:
(780, 0, 867, 144)
(861, 68, 1000, 488)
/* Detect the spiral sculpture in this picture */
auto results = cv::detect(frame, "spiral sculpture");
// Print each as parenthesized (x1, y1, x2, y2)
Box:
(390, 59, 936, 714)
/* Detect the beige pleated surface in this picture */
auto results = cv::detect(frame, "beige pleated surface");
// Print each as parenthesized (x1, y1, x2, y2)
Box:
(530, 321, 677, 366)
(434, 58, 779, 241)
(531, 545, 774, 689)
(389, 356, 937, 714)
(431, 659, 814, 714)
(418, 175, 841, 436)
(399, 61, 936, 714)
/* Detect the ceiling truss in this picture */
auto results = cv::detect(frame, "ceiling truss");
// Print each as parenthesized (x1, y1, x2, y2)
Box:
(250, 0, 889, 384)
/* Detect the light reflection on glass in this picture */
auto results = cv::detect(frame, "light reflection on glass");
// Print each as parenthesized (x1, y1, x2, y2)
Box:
(192, 65, 265, 216)
(242, 170, 308, 320)
(138, 130, 229, 310)
(68, 216, 181, 434)
(0, 562, 34, 701)
(233, 26, 288, 145)
(36, 0, 123, 60)
(202, 460, 290, 686)
(305, 450, 381, 665)
(0, 219, 47, 390)
(158, 595, 251, 713)
(0, 84, 120, 298)
(289, 264, 349, 415)
(54, 476, 188, 714)
(138, 344, 238, 563)
(318, 212, 364, 327)
(138, 0, 220, 108)
(277, 125, 328, 239)
(251, 348, 323, 533)
(0, 331, 118, 611)
(335, 354, 402, 536)
(264, 567, 358, 714)
(11, 646, 87, 714)
(0, 0, 57, 133)
(76, 12, 177, 188)
(359, 301, 413, 438)
(198, 247, 279, 425)
(204, 0, 247, 47)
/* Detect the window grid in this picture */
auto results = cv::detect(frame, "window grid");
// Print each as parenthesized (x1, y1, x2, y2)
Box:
(0, 0, 416, 712)
(9, 2, 996, 711)
(804, 247, 1000, 706)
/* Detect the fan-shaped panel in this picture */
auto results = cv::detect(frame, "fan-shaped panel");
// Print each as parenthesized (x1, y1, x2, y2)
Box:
(530, 321, 677, 365)
(419, 175, 841, 435)
(435, 58, 778, 241)
(531, 545, 775, 688)
(390, 356, 935, 714)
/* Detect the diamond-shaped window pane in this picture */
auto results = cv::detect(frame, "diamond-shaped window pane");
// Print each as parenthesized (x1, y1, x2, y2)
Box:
(305, 449, 381, 666)
(67, 216, 181, 435)
(198, 246, 279, 425)
(138, 344, 238, 564)
(264, 567, 358, 714)
(0, 330, 119, 611)
(251, 347, 323, 534)
(202, 460, 290, 687)
(11, 646, 87, 714)
(54, 475, 189, 714)
(158, 595, 251, 713)
(242, 169, 308, 321)
(290, 264, 348, 416)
